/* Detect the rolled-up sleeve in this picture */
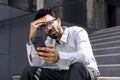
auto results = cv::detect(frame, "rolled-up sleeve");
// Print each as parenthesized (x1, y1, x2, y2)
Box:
(26, 43, 44, 66)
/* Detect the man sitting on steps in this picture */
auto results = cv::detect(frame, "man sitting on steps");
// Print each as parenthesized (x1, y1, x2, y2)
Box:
(20, 8, 100, 80)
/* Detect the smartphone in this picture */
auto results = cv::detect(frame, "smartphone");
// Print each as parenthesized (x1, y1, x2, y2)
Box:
(31, 35, 46, 52)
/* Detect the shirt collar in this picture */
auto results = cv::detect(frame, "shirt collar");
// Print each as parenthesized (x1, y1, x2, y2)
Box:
(60, 27, 69, 43)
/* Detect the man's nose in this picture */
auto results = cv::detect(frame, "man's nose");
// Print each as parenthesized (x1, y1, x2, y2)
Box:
(47, 25, 52, 30)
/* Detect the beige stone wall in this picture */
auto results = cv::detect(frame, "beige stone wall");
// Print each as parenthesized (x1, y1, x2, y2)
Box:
(87, 0, 95, 28)
(36, 0, 44, 10)
(87, 0, 105, 29)
(94, 0, 105, 29)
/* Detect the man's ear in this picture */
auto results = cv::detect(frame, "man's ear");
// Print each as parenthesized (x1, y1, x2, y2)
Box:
(57, 18, 61, 25)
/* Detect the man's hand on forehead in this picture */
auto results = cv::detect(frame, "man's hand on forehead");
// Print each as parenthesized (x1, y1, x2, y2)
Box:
(35, 18, 46, 24)
(31, 18, 45, 29)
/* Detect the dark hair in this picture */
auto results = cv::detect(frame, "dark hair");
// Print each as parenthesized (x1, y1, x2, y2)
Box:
(34, 8, 57, 20)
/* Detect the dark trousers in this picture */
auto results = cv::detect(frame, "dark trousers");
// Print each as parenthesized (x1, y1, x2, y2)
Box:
(19, 62, 95, 80)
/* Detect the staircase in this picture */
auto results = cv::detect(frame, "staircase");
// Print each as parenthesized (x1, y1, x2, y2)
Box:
(89, 26, 120, 80)
(12, 26, 120, 80)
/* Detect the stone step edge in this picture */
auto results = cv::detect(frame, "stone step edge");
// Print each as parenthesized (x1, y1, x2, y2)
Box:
(95, 53, 120, 57)
(90, 35, 120, 42)
(97, 77, 120, 80)
(92, 40, 120, 46)
(93, 46, 120, 51)
(92, 26, 120, 34)
(12, 75, 20, 80)
(89, 31, 120, 39)
(12, 75, 120, 80)
(98, 64, 120, 67)
(91, 29, 120, 36)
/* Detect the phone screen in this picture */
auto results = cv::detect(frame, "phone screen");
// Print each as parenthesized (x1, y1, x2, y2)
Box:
(31, 35, 46, 52)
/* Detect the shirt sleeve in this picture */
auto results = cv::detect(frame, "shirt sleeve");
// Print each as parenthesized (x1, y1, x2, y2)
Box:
(56, 30, 93, 67)
(26, 43, 45, 66)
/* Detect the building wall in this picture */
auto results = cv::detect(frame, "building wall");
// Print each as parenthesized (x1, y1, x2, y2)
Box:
(106, 0, 120, 27)
(9, 0, 29, 10)
(0, 0, 8, 5)
(44, 0, 63, 19)
(36, 0, 43, 10)
(43, 0, 106, 29)
(87, 0, 105, 29)
(116, 7, 120, 26)
(0, 4, 34, 80)
(42, 0, 87, 27)
(0, 21, 10, 80)
(63, 0, 87, 27)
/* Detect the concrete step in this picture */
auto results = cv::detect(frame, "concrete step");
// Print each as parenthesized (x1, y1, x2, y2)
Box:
(89, 26, 120, 79)
(93, 46, 120, 55)
(12, 75, 120, 80)
(90, 31, 120, 40)
(95, 53, 120, 65)
(91, 26, 120, 35)
(98, 64, 120, 77)
(90, 35, 120, 44)
(92, 40, 120, 49)
(98, 77, 120, 80)
(12, 75, 20, 80)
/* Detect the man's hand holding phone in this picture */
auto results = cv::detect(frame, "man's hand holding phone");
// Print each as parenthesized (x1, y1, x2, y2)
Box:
(31, 35, 59, 63)
(36, 45, 59, 63)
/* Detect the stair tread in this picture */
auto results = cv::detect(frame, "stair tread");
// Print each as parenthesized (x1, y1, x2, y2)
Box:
(91, 26, 120, 35)
(98, 77, 120, 80)
(93, 46, 120, 51)
(90, 31, 120, 39)
(90, 26, 120, 77)
(98, 64, 120, 67)
(92, 40, 120, 46)
(90, 35, 120, 42)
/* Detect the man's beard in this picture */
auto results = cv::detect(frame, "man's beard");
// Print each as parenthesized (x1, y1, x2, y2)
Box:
(49, 31, 59, 39)
(47, 28, 61, 39)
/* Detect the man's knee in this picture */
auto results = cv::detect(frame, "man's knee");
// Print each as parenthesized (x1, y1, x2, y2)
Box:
(69, 62, 88, 75)
(70, 62, 85, 70)
(65, 62, 89, 80)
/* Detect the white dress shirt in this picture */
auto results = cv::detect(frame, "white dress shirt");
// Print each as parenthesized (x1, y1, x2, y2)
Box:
(26, 26, 100, 75)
